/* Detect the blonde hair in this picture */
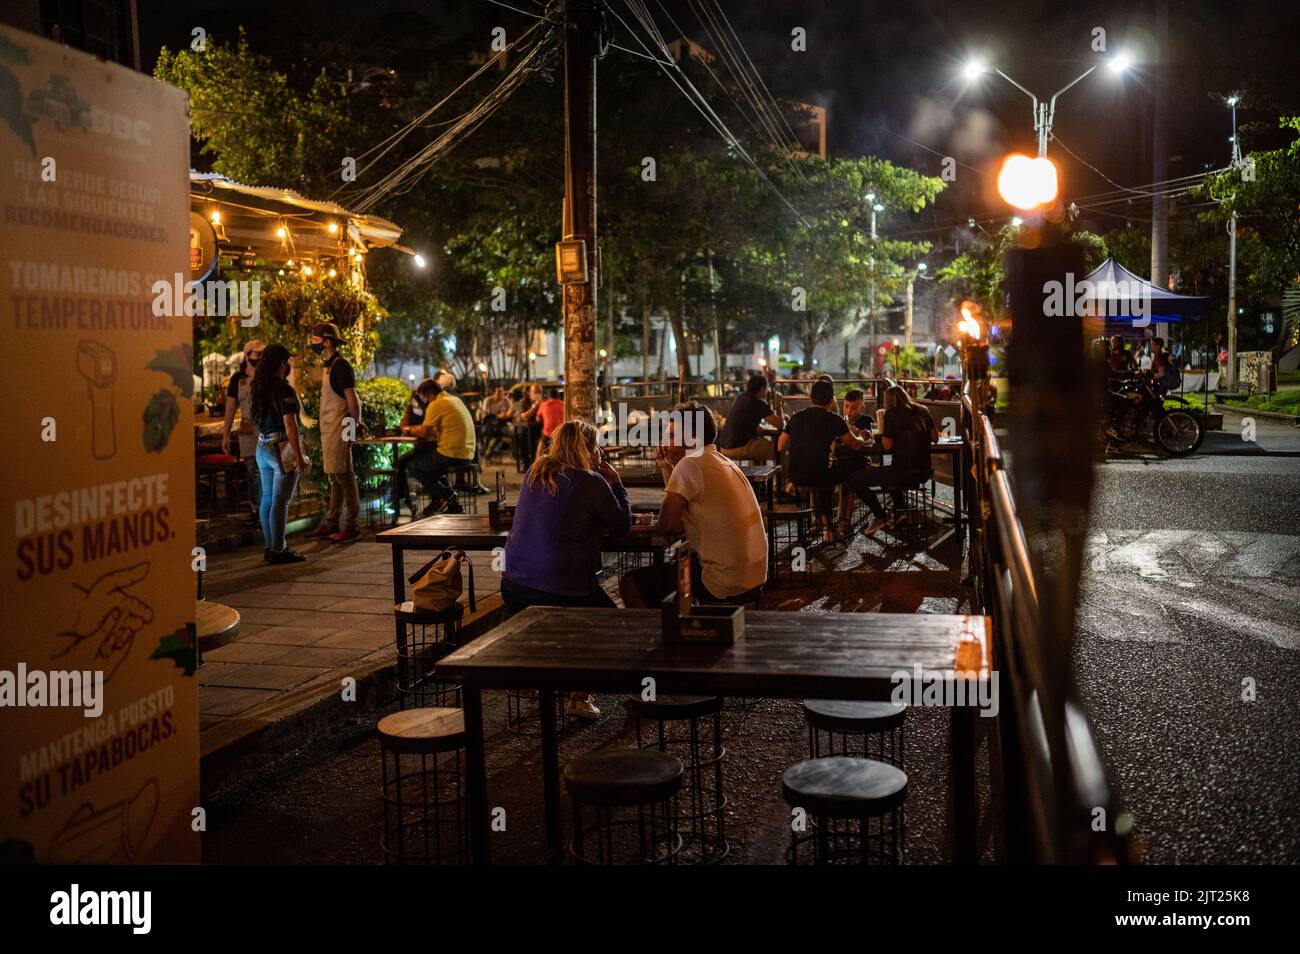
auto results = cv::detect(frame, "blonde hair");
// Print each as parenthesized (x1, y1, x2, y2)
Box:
(526, 419, 598, 495)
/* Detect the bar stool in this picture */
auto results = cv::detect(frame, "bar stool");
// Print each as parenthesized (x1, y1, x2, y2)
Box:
(803, 700, 907, 768)
(505, 689, 568, 734)
(448, 461, 481, 514)
(378, 707, 468, 864)
(393, 605, 464, 709)
(782, 756, 907, 865)
(794, 485, 841, 545)
(564, 749, 684, 865)
(361, 469, 395, 529)
(625, 695, 728, 864)
(767, 505, 813, 586)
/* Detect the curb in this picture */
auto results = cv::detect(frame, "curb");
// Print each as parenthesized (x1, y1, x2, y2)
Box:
(199, 599, 508, 802)
(1216, 403, 1300, 425)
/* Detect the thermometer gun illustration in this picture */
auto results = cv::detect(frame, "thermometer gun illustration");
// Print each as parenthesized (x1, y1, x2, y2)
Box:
(77, 340, 117, 459)
(48, 778, 160, 863)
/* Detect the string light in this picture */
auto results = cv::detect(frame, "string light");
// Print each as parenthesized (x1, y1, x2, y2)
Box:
(327, 222, 338, 235)
(328, 268, 337, 278)
(276, 226, 287, 240)
(302, 265, 314, 276)
(210, 211, 221, 224)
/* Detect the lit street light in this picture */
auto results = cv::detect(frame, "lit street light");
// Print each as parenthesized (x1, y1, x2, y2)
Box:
(964, 52, 1131, 157)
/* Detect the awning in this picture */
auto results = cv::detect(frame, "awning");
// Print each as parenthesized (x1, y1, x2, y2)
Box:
(1080, 258, 1211, 326)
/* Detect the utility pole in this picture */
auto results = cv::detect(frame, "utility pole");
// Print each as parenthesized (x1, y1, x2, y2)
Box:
(1225, 95, 1242, 391)
(1150, 0, 1169, 294)
(561, 0, 599, 422)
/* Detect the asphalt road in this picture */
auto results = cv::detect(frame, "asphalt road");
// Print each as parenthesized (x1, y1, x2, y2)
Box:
(1074, 448, 1300, 863)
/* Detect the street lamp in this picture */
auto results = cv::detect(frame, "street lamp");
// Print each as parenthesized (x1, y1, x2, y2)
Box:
(964, 52, 1131, 157)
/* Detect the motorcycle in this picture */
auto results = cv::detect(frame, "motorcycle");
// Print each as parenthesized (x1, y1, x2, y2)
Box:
(1104, 373, 1205, 456)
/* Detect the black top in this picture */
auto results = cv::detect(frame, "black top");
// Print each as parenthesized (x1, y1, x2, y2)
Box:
(785, 406, 848, 487)
(851, 412, 873, 432)
(326, 353, 356, 398)
(256, 380, 300, 435)
(226, 367, 248, 399)
(720, 392, 773, 449)
(884, 406, 933, 472)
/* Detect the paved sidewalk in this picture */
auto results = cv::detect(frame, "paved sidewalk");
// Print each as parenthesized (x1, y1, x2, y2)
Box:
(1208, 409, 1300, 455)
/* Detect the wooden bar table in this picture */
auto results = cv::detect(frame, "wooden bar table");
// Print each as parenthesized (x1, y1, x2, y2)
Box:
(437, 607, 992, 865)
(378, 513, 677, 603)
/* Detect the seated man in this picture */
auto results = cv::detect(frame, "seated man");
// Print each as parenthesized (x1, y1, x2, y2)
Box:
(479, 384, 512, 457)
(778, 379, 888, 536)
(718, 373, 785, 462)
(621, 403, 768, 607)
(403, 379, 477, 515)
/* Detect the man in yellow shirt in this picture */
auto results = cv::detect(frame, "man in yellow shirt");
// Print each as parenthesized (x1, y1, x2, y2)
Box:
(401, 379, 476, 515)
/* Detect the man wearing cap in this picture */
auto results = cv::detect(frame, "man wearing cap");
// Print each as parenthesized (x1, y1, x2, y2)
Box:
(305, 322, 364, 543)
(221, 339, 265, 524)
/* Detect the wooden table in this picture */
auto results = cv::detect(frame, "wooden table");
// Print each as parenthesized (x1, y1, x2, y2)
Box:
(378, 514, 676, 603)
(438, 607, 991, 865)
(858, 437, 965, 546)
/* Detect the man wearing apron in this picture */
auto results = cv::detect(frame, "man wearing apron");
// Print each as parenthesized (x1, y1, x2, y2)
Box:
(221, 338, 265, 524)
(305, 322, 363, 543)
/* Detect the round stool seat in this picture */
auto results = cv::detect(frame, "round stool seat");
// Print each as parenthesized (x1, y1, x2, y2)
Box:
(782, 757, 907, 818)
(564, 750, 683, 808)
(378, 707, 465, 754)
(802, 699, 907, 734)
(624, 695, 721, 720)
(393, 603, 465, 624)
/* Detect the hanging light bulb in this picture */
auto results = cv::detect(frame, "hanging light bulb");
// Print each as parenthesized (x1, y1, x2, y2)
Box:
(328, 268, 337, 278)
(327, 222, 338, 235)
(276, 226, 287, 240)
(210, 211, 221, 225)
(302, 265, 314, 277)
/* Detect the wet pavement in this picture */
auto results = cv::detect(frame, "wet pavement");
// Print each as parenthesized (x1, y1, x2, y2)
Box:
(1074, 450, 1300, 863)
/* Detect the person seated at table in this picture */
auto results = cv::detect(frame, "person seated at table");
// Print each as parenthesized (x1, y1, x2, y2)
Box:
(778, 379, 889, 537)
(513, 383, 545, 468)
(871, 385, 940, 528)
(533, 387, 566, 451)
(841, 388, 873, 435)
(502, 419, 631, 720)
(402, 379, 476, 516)
(620, 404, 767, 608)
(478, 384, 512, 458)
(718, 373, 785, 462)
(395, 378, 435, 517)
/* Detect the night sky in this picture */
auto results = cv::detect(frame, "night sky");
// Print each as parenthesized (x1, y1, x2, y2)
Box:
(139, 0, 1300, 244)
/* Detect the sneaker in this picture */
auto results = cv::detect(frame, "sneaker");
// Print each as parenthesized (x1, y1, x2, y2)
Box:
(268, 548, 307, 564)
(305, 521, 337, 539)
(564, 695, 601, 721)
(330, 525, 361, 544)
(864, 517, 888, 536)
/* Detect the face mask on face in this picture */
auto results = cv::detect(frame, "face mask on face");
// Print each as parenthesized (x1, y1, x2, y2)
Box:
(309, 342, 325, 356)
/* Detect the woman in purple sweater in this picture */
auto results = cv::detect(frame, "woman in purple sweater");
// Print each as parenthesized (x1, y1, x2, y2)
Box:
(502, 420, 630, 717)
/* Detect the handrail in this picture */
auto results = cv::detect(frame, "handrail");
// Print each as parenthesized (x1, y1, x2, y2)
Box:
(965, 404, 1129, 864)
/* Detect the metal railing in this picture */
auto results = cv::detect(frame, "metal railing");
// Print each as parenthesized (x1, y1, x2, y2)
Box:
(963, 394, 1131, 864)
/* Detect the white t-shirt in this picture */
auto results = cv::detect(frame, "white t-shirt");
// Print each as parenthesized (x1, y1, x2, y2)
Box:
(665, 446, 768, 597)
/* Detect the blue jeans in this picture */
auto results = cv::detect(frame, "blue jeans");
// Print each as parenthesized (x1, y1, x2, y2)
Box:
(256, 442, 300, 551)
(242, 453, 262, 519)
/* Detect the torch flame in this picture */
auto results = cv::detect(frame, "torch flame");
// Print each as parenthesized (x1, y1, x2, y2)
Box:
(958, 301, 983, 340)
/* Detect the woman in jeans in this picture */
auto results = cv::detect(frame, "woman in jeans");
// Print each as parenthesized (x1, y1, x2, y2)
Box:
(502, 419, 630, 719)
(250, 344, 311, 564)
